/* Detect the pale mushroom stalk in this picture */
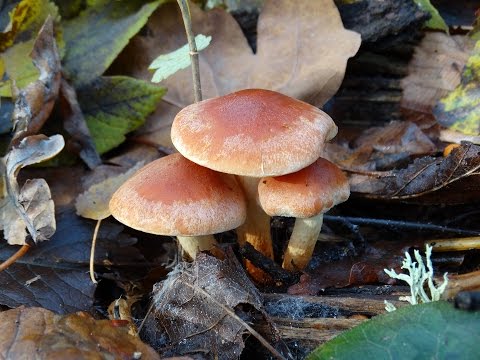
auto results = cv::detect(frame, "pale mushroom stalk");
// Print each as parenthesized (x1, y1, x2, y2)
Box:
(283, 213, 323, 270)
(177, 235, 217, 259)
(235, 176, 273, 259)
(259, 158, 350, 271)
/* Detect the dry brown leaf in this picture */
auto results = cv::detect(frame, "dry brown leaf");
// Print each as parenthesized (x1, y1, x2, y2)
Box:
(0, 306, 160, 359)
(113, 0, 361, 147)
(324, 121, 436, 172)
(10, 16, 61, 147)
(145, 252, 273, 359)
(349, 142, 480, 202)
(401, 32, 473, 116)
(1, 135, 64, 245)
(75, 161, 145, 220)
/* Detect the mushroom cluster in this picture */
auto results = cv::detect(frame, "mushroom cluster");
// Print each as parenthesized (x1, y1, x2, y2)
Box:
(109, 88, 349, 273)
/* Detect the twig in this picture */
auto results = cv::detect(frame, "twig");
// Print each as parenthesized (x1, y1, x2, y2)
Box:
(176, 0, 202, 102)
(426, 237, 480, 252)
(182, 281, 287, 360)
(0, 244, 30, 271)
(324, 215, 480, 236)
(89, 218, 102, 284)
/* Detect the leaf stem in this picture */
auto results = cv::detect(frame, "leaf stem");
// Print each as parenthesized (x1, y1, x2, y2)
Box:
(0, 244, 30, 272)
(176, 0, 202, 102)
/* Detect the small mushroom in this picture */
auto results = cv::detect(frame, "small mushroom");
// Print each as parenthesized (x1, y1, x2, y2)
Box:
(258, 158, 350, 270)
(109, 153, 246, 259)
(171, 89, 337, 264)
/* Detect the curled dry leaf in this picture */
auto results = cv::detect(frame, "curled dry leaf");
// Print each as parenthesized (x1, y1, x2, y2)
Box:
(146, 252, 267, 359)
(0, 306, 160, 360)
(1, 135, 64, 245)
(10, 16, 61, 146)
(349, 142, 480, 203)
(75, 161, 146, 220)
(114, 0, 361, 146)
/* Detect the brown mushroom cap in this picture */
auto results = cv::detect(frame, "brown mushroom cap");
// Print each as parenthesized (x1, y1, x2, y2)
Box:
(171, 89, 337, 177)
(109, 153, 247, 236)
(258, 157, 350, 218)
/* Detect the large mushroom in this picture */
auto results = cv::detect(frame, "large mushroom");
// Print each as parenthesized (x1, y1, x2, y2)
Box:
(109, 153, 246, 259)
(171, 89, 337, 263)
(258, 157, 350, 270)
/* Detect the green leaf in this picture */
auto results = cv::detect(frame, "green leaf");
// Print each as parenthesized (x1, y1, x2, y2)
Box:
(77, 76, 166, 154)
(413, 0, 448, 32)
(0, 39, 38, 96)
(307, 302, 480, 360)
(62, 0, 163, 86)
(434, 41, 480, 135)
(149, 34, 212, 83)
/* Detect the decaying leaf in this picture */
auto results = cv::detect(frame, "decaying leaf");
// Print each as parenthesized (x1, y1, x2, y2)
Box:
(0, 0, 61, 97)
(75, 161, 146, 220)
(146, 252, 267, 359)
(76, 76, 166, 154)
(401, 32, 472, 116)
(0, 210, 150, 313)
(62, 0, 164, 86)
(59, 79, 101, 169)
(434, 40, 480, 136)
(1, 135, 64, 245)
(149, 34, 212, 83)
(0, 306, 160, 359)
(349, 142, 480, 202)
(10, 16, 61, 145)
(324, 121, 436, 172)
(114, 0, 361, 147)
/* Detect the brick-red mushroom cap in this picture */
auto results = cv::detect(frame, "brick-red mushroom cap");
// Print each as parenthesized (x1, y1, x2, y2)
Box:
(171, 89, 338, 177)
(258, 158, 350, 218)
(109, 153, 247, 236)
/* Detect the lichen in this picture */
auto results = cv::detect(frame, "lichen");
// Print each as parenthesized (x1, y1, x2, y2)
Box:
(384, 244, 448, 311)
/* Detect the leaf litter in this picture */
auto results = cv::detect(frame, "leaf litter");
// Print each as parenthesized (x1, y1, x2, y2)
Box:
(112, 0, 361, 147)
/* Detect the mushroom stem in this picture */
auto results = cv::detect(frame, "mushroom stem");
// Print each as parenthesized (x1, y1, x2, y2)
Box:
(283, 213, 323, 271)
(177, 235, 218, 260)
(235, 176, 273, 260)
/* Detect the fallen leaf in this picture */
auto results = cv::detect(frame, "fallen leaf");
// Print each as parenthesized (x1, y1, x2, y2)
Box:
(146, 252, 266, 359)
(59, 79, 102, 169)
(349, 142, 480, 202)
(75, 161, 146, 220)
(324, 121, 436, 172)
(149, 34, 211, 83)
(0, 306, 160, 359)
(434, 40, 480, 136)
(0, 0, 61, 97)
(113, 0, 360, 147)
(307, 302, 480, 360)
(0, 210, 150, 313)
(1, 134, 64, 245)
(401, 32, 472, 116)
(9, 17, 61, 146)
(76, 76, 166, 154)
(413, 0, 448, 31)
(62, 0, 164, 86)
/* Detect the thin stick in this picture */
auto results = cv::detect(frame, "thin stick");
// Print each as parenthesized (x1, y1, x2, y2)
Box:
(324, 215, 480, 236)
(426, 237, 480, 252)
(89, 218, 102, 284)
(0, 244, 30, 271)
(176, 0, 202, 102)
